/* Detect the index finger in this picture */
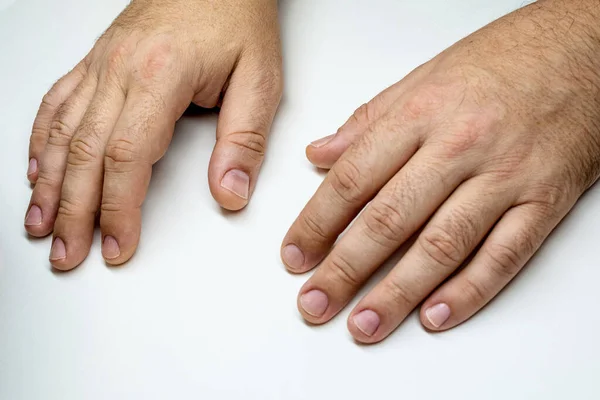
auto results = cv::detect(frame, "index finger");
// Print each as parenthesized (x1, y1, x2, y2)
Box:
(281, 105, 423, 273)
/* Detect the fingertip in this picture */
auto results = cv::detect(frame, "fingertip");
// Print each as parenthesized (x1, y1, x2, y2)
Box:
(49, 237, 79, 271)
(305, 145, 335, 170)
(24, 204, 53, 237)
(100, 214, 141, 266)
(280, 243, 307, 273)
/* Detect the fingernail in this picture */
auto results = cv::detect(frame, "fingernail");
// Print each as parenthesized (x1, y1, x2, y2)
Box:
(220, 169, 250, 199)
(425, 303, 451, 328)
(102, 236, 120, 260)
(353, 310, 380, 337)
(300, 290, 328, 317)
(282, 244, 305, 270)
(27, 158, 38, 176)
(24, 205, 42, 226)
(50, 237, 66, 261)
(310, 134, 335, 148)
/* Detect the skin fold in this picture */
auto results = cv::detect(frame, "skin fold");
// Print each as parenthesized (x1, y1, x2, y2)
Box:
(25, 0, 600, 343)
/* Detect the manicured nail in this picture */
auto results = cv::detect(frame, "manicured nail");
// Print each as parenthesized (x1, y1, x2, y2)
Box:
(49, 237, 66, 261)
(24, 205, 42, 226)
(27, 158, 38, 176)
(282, 244, 305, 270)
(353, 310, 380, 336)
(300, 289, 328, 317)
(310, 134, 335, 148)
(425, 303, 451, 328)
(102, 236, 120, 260)
(220, 169, 250, 199)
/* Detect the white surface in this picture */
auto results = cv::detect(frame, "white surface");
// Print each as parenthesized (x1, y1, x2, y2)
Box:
(1, 0, 599, 399)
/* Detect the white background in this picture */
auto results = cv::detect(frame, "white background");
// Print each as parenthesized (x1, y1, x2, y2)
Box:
(1, 0, 599, 399)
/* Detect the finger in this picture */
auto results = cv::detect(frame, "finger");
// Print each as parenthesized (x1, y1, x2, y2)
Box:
(296, 149, 472, 325)
(49, 78, 126, 270)
(208, 53, 283, 211)
(28, 62, 87, 183)
(281, 101, 428, 273)
(346, 177, 514, 343)
(419, 201, 568, 331)
(25, 74, 97, 237)
(306, 62, 433, 169)
(100, 86, 190, 265)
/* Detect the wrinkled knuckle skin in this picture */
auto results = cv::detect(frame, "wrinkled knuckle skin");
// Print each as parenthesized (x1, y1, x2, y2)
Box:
(299, 212, 330, 244)
(57, 197, 86, 218)
(68, 137, 101, 166)
(47, 118, 75, 148)
(485, 242, 523, 279)
(419, 227, 465, 269)
(30, 127, 49, 153)
(225, 131, 267, 161)
(350, 103, 372, 127)
(383, 279, 416, 308)
(328, 253, 361, 288)
(462, 276, 489, 306)
(363, 200, 406, 247)
(329, 159, 366, 204)
(104, 138, 142, 171)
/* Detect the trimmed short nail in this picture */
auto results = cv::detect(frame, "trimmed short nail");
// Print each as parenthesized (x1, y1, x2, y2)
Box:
(282, 244, 305, 270)
(220, 169, 250, 199)
(300, 290, 328, 317)
(310, 134, 335, 148)
(425, 303, 451, 328)
(25, 205, 42, 226)
(353, 310, 380, 337)
(50, 237, 66, 261)
(27, 158, 38, 176)
(102, 236, 120, 260)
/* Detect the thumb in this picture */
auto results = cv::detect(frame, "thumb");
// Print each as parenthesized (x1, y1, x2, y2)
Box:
(209, 54, 283, 211)
(306, 61, 434, 169)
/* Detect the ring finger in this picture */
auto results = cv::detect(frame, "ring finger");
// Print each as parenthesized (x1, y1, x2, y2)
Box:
(346, 176, 515, 343)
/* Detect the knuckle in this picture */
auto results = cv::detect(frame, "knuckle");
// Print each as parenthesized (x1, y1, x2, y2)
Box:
(327, 253, 361, 287)
(350, 103, 372, 127)
(485, 242, 523, 278)
(401, 84, 444, 122)
(48, 118, 75, 147)
(383, 279, 416, 308)
(57, 196, 87, 218)
(106, 43, 129, 75)
(328, 158, 366, 204)
(363, 199, 406, 247)
(461, 276, 489, 305)
(139, 42, 175, 81)
(68, 136, 101, 166)
(299, 212, 330, 243)
(225, 131, 267, 161)
(437, 114, 493, 158)
(523, 183, 569, 214)
(419, 227, 465, 269)
(104, 138, 142, 170)
(35, 169, 61, 189)
(30, 127, 48, 151)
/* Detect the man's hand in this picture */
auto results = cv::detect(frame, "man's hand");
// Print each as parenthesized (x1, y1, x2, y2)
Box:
(282, 0, 600, 343)
(25, 0, 282, 270)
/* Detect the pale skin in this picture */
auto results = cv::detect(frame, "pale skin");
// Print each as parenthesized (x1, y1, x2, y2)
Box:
(26, 0, 600, 343)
